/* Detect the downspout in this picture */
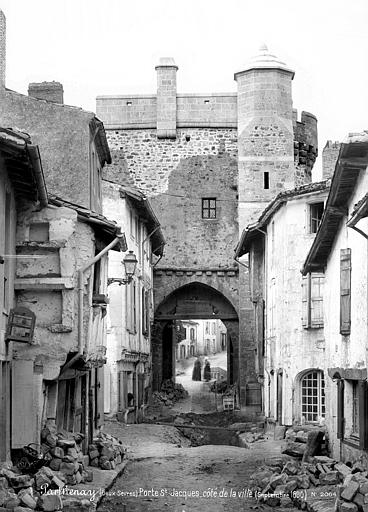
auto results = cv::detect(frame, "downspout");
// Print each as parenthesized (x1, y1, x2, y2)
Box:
(59, 233, 126, 377)
(28, 145, 48, 208)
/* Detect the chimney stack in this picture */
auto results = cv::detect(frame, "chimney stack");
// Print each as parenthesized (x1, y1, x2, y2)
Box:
(322, 140, 340, 180)
(0, 10, 6, 87)
(28, 81, 64, 104)
(155, 57, 178, 139)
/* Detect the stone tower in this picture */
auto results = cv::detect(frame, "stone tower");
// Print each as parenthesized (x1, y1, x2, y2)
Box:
(234, 45, 317, 408)
(96, 49, 318, 411)
(235, 44, 296, 227)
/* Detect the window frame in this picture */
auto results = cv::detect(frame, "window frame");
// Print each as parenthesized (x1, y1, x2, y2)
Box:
(302, 272, 324, 329)
(340, 248, 351, 335)
(309, 202, 324, 234)
(338, 379, 368, 450)
(202, 197, 217, 219)
(300, 370, 325, 424)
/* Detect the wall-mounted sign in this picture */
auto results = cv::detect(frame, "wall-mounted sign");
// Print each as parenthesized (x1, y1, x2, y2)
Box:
(5, 307, 36, 343)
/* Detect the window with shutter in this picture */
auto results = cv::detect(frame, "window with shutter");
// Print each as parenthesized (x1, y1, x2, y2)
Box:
(126, 281, 137, 334)
(302, 273, 324, 329)
(268, 278, 276, 337)
(125, 283, 131, 332)
(340, 248, 351, 335)
(132, 281, 137, 334)
(311, 274, 324, 328)
(301, 275, 309, 328)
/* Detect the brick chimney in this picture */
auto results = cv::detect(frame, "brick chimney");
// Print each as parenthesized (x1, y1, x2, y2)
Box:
(28, 81, 64, 104)
(0, 10, 6, 87)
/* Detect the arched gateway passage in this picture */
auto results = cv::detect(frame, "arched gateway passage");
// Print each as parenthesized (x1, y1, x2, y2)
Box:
(151, 282, 239, 392)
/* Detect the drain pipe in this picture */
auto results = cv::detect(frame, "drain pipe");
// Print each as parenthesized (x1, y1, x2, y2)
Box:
(28, 145, 48, 208)
(60, 233, 126, 376)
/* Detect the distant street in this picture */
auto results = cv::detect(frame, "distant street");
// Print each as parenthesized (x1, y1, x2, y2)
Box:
(172, 352, 227, 414)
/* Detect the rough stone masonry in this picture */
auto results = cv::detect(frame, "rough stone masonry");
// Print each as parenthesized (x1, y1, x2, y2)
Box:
(96, 46, 318, 410)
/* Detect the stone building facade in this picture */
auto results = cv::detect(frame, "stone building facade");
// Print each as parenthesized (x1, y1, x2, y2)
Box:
(0, 128, 47, 462)
(303, 132, 368, 463)
(0, 9, 123, 458)
(13, 192, 123, 451)
(97, 46, 318, 410)
(236, 180, 329, 427)
(102, 181, 164, 421)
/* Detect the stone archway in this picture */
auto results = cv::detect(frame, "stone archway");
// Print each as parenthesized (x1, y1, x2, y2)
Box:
(151, 282, 238, 392)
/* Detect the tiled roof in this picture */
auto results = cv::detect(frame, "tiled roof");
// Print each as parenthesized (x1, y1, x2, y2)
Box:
(235, 180, 330, 257)
(0, 127, 47, 206)
(48, 194, 125, 250)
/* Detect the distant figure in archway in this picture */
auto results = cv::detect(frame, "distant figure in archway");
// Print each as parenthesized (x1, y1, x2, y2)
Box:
(204, 359, 211, 382)
(192, 357, 202, 381)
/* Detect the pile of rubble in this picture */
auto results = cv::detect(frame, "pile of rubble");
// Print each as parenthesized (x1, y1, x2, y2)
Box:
(42, 427, 125, 474)
(281, 425, 328, 459)
(0, 427, 127, 511)
(41, 427, 90, 482)
(229, 422, 266, 447)
(150, 380, 188, 407)
(0, 463, 90, 511)
(251, 455, 368, 511)
(88, 431, 126, 470)
(333, 460, 368, 512)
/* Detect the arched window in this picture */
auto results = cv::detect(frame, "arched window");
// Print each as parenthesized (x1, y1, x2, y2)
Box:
(301, 370, 325, 423)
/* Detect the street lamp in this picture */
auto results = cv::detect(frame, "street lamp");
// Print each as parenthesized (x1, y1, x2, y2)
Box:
(107, 250, 138, 286)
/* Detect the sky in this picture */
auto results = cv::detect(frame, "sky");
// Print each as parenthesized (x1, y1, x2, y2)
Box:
(1, 0, 368, 177)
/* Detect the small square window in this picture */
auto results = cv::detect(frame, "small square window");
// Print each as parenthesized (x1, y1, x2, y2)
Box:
(309, 202, 324, 233)
(202, 198, 216, 219)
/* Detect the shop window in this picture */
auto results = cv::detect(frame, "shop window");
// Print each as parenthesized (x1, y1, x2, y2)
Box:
(302, 273, 324, 328)
(309, 202, 324, 233)
(301, 370, 325, 423)
(202, 198, 216, 219)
